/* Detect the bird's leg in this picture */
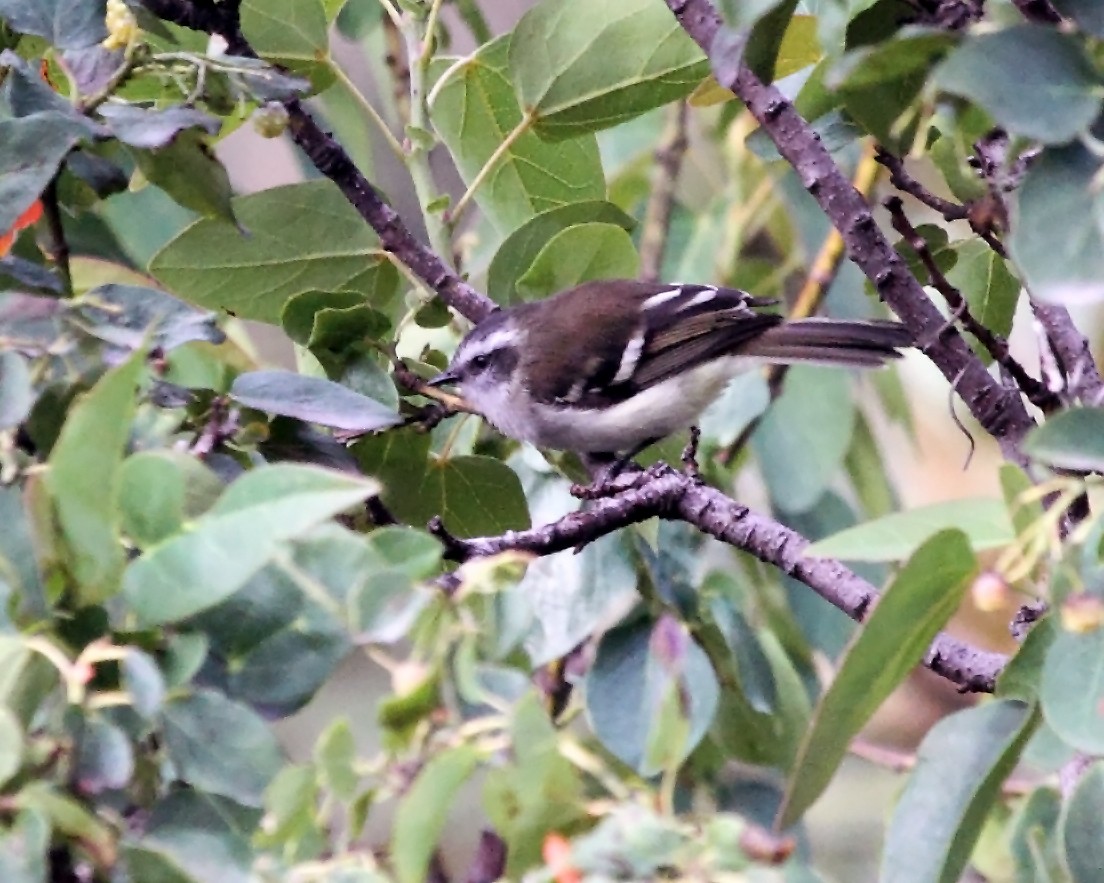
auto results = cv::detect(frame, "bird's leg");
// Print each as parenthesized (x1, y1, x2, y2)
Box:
(571, 438, 659, 499)
(681, 425, 702, 480)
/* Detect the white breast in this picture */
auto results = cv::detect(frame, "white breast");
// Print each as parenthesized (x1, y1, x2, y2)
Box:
(528, 357, 749, 452)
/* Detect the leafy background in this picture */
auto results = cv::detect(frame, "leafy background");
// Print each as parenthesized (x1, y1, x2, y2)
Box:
(2, 0, 1104, 881)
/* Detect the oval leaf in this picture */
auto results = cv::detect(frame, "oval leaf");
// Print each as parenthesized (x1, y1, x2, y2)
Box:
(161, 690, 283, 806)
(1060, 762, 1104, 883)
(934, 27, 1101, 145)
(515, 222, 640, 301)
(585, 616, 719, 774)
(230, 370, 400, 432)
(1025, 407, 1104, 473)
(487, 200, 635, 304)
(1040, 626, 1104, 754)
(391, 746, 480, 883)
(123, 465, 379, 625)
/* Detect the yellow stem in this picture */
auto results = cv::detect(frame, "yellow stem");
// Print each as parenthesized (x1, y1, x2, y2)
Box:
(447, 111, 534, 225)
(327, 60, 406, 160)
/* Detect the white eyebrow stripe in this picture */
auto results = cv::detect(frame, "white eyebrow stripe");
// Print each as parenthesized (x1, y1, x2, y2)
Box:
(460, 327, 518, 360)
(678, 287, 718, 310)
(642, 287, 685, 310)
(612, 327, 647, 384)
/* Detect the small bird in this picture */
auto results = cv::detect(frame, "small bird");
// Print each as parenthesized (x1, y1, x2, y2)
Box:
(430, 279, 911, 463)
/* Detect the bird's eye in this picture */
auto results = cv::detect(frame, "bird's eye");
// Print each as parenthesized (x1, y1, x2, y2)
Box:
(471, 354, 490, 371)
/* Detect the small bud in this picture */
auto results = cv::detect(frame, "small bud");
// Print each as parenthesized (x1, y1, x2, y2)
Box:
(971, 571, 1011, 613)
(103, 0, 139, 51)
(252, 102, 290, 139)
(1060, 593, 1104, 634)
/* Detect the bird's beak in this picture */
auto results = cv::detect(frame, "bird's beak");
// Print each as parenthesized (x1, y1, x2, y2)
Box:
(427, 368, 459, 387)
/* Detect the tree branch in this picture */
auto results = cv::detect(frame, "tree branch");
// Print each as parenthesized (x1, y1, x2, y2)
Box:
(665, 0, 1038, 466)
(448, 464, 1005, 692)
(884, 196, 1055, 411)
(138, 0, 495, 324)
(639, 101, 690, 283)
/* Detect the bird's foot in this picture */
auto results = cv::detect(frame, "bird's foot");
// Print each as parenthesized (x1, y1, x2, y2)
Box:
(681, 425, 702, 481)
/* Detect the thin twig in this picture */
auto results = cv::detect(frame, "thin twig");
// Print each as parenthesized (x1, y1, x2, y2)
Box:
(444, 462, 1007, 693)
(39, 178, 72, 295)
(884, 195, 1055, 410)
(445, 112, 534, 228)
(639, 101, 690, 283)
(327, 60, 406, 160)
(666, 0, 1038, 467)
(1031, 303, 1104, 406)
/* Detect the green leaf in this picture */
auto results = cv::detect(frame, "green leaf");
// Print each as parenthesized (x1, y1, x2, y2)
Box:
(945, 240, 1020, 364)
(123, 648, 167, 719)
(831, 30, 953, 148)
(355, 431, 530, 537)
(585, 616, 719, 775)
(487, 201, 635, 304)
(880, 700, 1037, 883)
(509, 0, 709, 140)
(162, 689, 283, 806)
(515, 222, 640, 300)
(1010, 787, 1063, 883)
(806, 498, 1013, 561)
(391, 746, 480, 883)
(997, 615, 1055, 704)
(752, 365, 855, 514)
(934, 27, 1101, 145)
(315, 717, 358, 802)
(0, 112, 92, 234)
(119, 450, 223, 548)
(0, 0, 106, 48)
(430, 35, 605, 234)
(0, 351, 31, 430)
(74, 716, 133, 795)
(1051, 0, 1104, 36)
(45, 351, 143, 602)
(281, 287, 394, 350)
(239, 0, 333, 91)
(15, 782, 116, 865)
(229, 370, 401, 433)
(0, 808, 48, 883)
(743, 0, 801, 83)
(1041, 627, 1104, 754)
(0, 706, 23, 789)
(123, 464, 379, 625)
(1025, 407, 1104, 473)
(150, 180, 399, 324)
(1010, 143, 1104, 305)
(99, 104, 220, 150)
(483, 693, 587, 876)
(1059, 762, 1104, 883)
(127, 790, 255, 883)
(75, 283, 224, 352)
(777, 530, 977, 828)
(133, 131, 237, 224)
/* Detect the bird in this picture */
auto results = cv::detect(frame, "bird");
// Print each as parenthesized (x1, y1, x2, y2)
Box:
(429, 279, 911, 468)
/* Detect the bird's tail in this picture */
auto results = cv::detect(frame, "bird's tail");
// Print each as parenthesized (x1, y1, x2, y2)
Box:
(741, 318, 913, 367)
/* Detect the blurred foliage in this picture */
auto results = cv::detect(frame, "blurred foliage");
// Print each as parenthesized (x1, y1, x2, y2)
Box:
(0, 0, 1102, 880)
